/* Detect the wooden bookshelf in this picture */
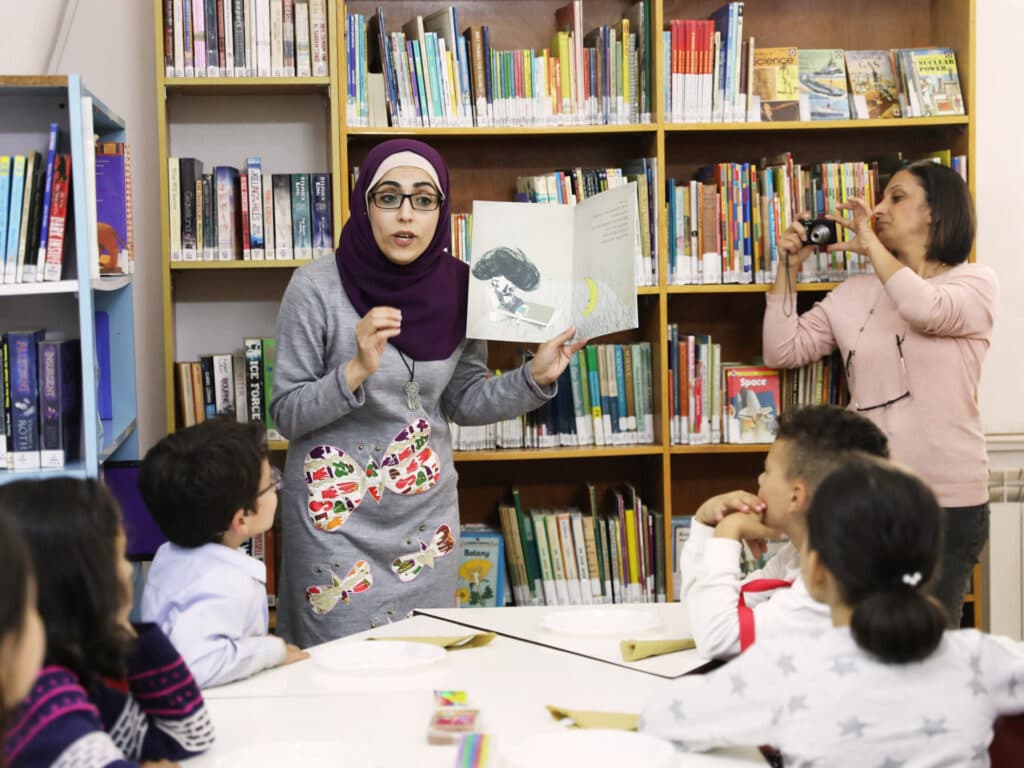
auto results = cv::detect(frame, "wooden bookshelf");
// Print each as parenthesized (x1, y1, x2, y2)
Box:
(153, 0, 980, 625)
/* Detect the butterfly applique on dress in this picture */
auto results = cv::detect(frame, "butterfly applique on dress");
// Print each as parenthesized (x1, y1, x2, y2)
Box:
(305, 560, 374, 615)
(303, 418, 441, 532)
(391, 523, 456, 582)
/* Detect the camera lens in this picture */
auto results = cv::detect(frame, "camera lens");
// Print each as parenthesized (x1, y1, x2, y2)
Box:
(809, 224, 826, 243)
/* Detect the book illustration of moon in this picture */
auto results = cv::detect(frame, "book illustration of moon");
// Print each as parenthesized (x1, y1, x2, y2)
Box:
(582, 277, 598, 317)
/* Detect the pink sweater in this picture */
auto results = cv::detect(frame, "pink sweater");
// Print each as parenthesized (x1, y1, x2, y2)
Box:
(763, 263, 998, 507)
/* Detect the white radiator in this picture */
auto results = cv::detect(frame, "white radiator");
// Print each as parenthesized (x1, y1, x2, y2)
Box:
(989, 469, 1024, 640)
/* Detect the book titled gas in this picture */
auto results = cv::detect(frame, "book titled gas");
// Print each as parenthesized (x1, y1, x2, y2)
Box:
(466, 183, 640, 344)
(723, 365, 780, 444)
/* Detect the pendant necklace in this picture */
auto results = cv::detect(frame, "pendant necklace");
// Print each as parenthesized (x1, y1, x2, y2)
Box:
(397, 350, 420, 411)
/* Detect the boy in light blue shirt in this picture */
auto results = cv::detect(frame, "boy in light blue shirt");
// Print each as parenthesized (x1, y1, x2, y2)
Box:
(140, 419, 308, 688)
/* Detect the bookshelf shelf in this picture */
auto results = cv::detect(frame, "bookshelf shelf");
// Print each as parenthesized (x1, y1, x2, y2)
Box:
(666, 282, 838, 295)
(161, 76, 333, 95)
(346, 124, 659, 137)
(169, 260, 313, 271)
(663, 116, 970, 133)
(670, 444, 770, 455)
(454, 445, 664, 462)
(0, 463, 89, 485)
(0, 74, 139, 478)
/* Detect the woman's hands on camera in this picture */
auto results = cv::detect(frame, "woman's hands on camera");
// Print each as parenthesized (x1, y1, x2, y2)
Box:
(776, 212, 817, 274)
(828, 197, 883, 256)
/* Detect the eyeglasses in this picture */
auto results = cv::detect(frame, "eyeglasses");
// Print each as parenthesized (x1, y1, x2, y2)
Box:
(845, 333, 911, 412)
(258, 466, 282, 498)
(368, 190, 444, 211)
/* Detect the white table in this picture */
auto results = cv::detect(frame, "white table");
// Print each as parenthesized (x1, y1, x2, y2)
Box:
(186, 610, 762, 767)
(415, 603, 712, 678)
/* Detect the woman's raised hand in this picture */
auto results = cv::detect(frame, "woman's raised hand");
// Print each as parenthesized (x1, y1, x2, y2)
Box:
(346, 306, 402, 391)
(828, 196, 881, 256)
(776, 211, 817, 272)
(530, 326, 588, 388)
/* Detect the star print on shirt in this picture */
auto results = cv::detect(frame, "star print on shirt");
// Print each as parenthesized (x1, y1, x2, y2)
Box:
(838, 716, 867, 738)
(876, 758, 905, 768)
(787, 695, 807, 713)
(829, 657, 856, 677)
(967, 677, 987, 696)
(770, 706, 784, 726)
(1009, 675, 1019, 698)
(918, 717, 948, 738)
(776, 654, 797, 676)
(969, 653, 982, 674)
(669, 699, 686, 721)
(730, 674, 746, 695)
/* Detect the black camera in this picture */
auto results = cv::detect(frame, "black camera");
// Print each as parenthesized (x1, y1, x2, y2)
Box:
(799, 218, 838, 247)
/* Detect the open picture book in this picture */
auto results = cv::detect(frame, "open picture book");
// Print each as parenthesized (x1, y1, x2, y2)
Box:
(465, 183, 640, 344)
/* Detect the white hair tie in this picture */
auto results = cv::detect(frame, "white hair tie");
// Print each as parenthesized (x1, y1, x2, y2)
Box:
(901, 571, 923, 587)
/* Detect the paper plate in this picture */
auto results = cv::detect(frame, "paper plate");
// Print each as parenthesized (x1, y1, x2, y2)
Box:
(207, 742, 379, 767)
(502, 729, 675, 768)
(540, 607, 662, 636)
(312, 639, 446, 675)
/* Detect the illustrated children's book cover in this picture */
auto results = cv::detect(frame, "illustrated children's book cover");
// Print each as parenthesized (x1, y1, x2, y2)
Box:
(906, 47, 964, 116)
(466, 183, 640, 344)
(844, 50, 901, 119)
(724, 365, 780, 444)
(455, 528, 506, 608)
(751, 47, 800, 122)
(798, 49, 850, 121)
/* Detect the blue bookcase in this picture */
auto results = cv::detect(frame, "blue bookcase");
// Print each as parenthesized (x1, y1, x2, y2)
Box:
(0, 75, 138, 483)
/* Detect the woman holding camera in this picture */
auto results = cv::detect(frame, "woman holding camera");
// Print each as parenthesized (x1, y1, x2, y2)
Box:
(762, 160, 998, 627)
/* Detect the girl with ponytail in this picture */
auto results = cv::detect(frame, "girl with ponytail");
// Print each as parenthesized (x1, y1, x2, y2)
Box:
(641, 456, 1024, 766)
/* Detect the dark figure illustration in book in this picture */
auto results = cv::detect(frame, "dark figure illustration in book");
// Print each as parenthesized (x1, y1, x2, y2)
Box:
(96, 221, 125, 274)
(269, 139, 585, 646)
(471, 245, 555, 327)
(765, 160, 997, 627)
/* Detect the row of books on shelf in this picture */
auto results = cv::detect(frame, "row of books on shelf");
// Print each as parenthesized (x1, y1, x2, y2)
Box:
(1, 124, 134, 284)
(173, 337, 282, 442)
(161, 0, 329, 79)
(667, 324, 847, 446)
(347, 1, 652, 128)
(665, 2, 964, 123)
(451, 342, 655, 452)
(167, 158, 333, 262)
(0, 331, 82, 472)
(666, 149, 966, 286)
(490, 484, 665, 607)
(240, 526, 277, 607)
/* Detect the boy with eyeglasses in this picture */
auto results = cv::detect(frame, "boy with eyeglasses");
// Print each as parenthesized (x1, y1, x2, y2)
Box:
(680, 405, 890, 660)
(139, 418, 307, 687)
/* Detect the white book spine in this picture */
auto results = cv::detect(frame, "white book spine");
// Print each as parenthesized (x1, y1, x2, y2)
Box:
(246, 158, 264, 259)
(308, 0, 327, 76)
(294, 0, 311, 77)
(262, 172, 275, 258)
(270, 0, 284, 76)
(222, 0, 234, 76)
(173, 0, 186, 77)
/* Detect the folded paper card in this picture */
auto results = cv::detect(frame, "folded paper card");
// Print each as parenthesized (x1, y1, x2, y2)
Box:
(366, 633, 496, 650)
(545, 705, 639, 731)
(620, 637, 696, 661)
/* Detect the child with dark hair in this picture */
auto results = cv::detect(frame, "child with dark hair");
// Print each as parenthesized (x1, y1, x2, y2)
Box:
(681, 404, 890, 658)
(1, 478, 213, 767)
(140, 418, 307, 688)
(642, 456, 1024, 764)
(0, 513, 44, 757)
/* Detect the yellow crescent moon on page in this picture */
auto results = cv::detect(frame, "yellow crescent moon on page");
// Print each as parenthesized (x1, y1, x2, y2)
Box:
(582, 277, 598, 317)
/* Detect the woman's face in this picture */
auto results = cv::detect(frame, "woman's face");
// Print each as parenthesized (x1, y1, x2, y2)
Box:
(367, 166, 442, 266)
(873, 170, 932, 255)
(0, 578, 45, 709)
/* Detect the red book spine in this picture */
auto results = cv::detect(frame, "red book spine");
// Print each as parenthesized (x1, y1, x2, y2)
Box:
(43, 154, 70, 282)
(239, 171, 251, 260)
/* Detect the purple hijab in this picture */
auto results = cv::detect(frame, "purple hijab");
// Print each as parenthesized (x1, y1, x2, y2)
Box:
(335, 139, 468, 361)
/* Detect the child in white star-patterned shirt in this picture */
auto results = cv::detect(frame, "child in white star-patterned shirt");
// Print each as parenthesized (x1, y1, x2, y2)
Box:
(641, 455, 1024, 767)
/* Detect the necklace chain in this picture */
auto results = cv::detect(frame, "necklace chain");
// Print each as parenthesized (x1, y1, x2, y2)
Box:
(397, 350, 420, 411)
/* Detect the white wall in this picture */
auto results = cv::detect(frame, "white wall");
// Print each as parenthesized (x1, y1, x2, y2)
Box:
(0, 0, 1021, 454)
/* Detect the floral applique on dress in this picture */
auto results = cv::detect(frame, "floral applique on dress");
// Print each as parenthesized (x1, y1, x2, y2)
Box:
(303, 418, 441, 532)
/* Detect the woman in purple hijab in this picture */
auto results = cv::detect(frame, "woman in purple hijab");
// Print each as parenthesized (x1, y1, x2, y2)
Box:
(270, 140, 583, 646)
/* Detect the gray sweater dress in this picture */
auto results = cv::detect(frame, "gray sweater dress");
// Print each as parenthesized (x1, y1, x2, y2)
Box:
(271, 256, 553, 647)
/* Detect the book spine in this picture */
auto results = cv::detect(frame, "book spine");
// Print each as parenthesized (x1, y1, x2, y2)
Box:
(215, 166, 239, 260)
(239, 171, 251, 260)
(176, 361, 196, 427)
(244, 337, 264, 424)
(201, 174, 215, 260)
(9, 331, 43, 471)
(179, 158, 199, 260)
(269, 0, 283, 76)
(3, 156, 26, 283)
(272, 174, 293, 259)
(217, 0, 228, 73)
(0, 157, 11, 282)
(198, 355, 217, 418)
(204, 0, 220, 75)
(282, 0, 295, 75)
(168, 157, 183, 260)
(190, 361, 206, 423)
(308, 0, 328, 76)
(232, 348, 247, 422)
(262, 172, 275, 258)
(310, 172, 332, 258)
(38, 340, 80, 469)
(290, 173, 312, 260)
(261, 337, 280, 440)
(43, 154, 70, 282)
(246, 158, 264, 258)
(231, 0, 246, 75)
(294, 0, 311, 77)
(34, 123, 59, 281)
(164, 0, 176, 75)
(212, 352, 235, 416)
(191, 0, 207, 77)
(0, 337, 9, 469)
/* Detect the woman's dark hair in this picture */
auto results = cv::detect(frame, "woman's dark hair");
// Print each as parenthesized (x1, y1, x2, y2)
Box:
(470, 246, 540, 290)
(903, 159, 975, 265)
(0, 512, 34, 744)
(0, 478, 131, 684)
(806, 456, 946, 663)
(139, 418, 268, 547)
